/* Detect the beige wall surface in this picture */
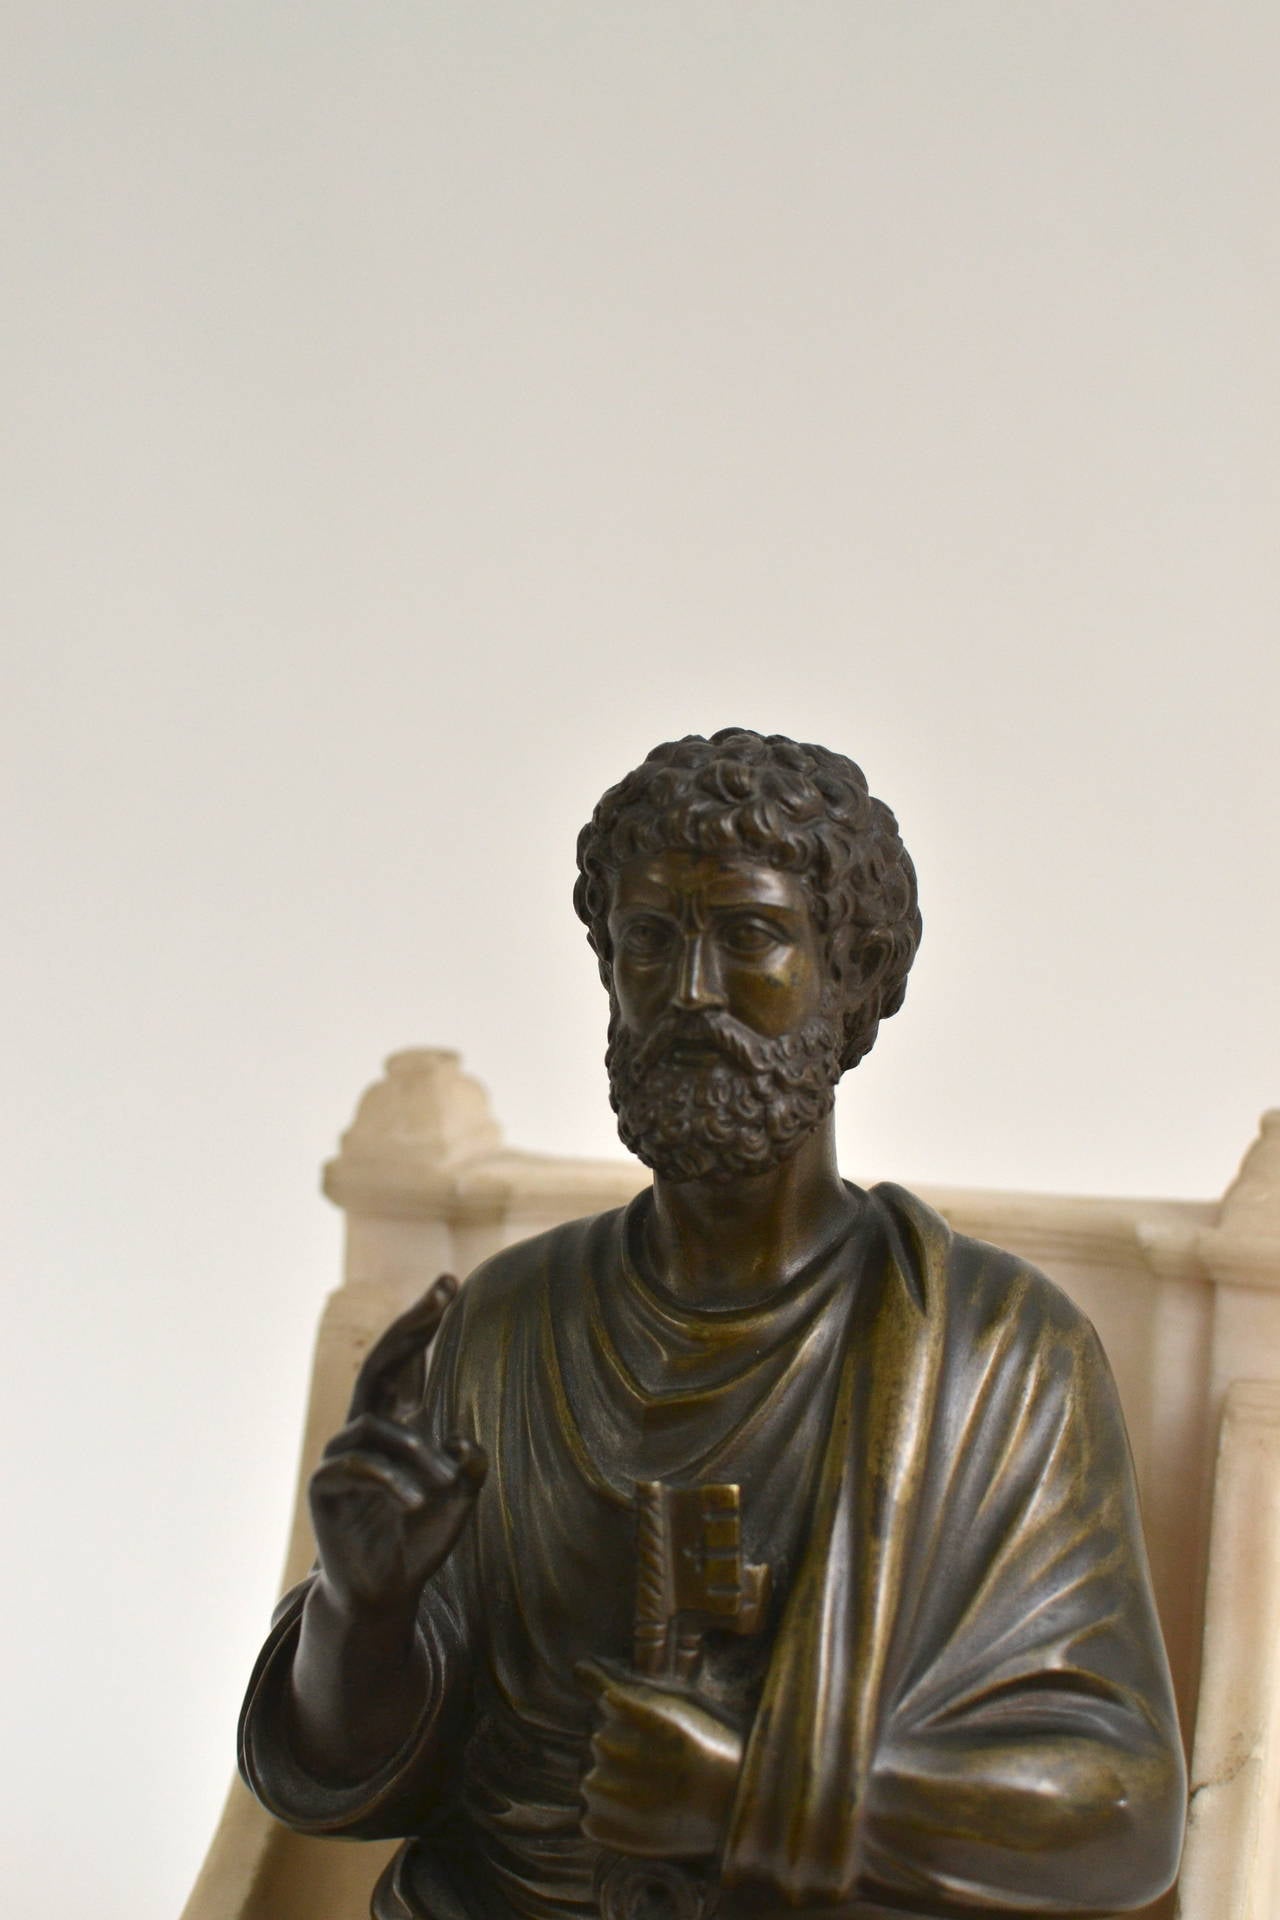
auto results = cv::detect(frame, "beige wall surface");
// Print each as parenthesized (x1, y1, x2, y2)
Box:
(1, 8, 1276, 1917)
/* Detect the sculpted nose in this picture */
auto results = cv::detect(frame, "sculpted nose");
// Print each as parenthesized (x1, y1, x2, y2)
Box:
(672, 934, 726, 1011)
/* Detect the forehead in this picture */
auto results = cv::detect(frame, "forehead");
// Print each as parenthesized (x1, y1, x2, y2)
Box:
(610, 849, 810, 915)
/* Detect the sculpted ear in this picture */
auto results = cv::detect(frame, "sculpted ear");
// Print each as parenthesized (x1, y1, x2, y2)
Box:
(850, 930, 893, 1000)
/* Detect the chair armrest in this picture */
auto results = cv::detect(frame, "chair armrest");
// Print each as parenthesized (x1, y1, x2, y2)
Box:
(1177, 1379, 1280, 1919)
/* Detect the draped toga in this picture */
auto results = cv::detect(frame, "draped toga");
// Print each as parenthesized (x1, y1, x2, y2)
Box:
(239, 1183, 1185, 1919)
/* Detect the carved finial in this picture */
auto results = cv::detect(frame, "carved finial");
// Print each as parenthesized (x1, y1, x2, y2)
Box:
(1170, 1111, 1280, 1291)
(324, 1050, 503, 1216)
(1218, 1111, 1280, 1235)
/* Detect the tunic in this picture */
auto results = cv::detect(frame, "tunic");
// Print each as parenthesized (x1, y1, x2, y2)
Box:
(239, 1183, 1185, 1918)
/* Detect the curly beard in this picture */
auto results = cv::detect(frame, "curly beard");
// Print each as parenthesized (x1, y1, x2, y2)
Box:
(606, 1004, 845, 1184)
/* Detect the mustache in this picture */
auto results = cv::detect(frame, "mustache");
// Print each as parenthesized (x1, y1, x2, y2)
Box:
(630, 1010, 781, 1078)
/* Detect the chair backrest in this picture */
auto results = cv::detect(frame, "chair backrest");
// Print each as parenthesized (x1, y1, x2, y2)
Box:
(184, 1047, 1280, 1920)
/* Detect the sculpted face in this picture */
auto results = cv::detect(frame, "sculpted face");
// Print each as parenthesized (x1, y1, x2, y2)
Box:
(605, 850, 845, 1182)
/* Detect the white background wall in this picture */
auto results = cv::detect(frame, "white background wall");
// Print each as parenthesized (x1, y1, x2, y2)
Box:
(2, 7, 1276, 1915)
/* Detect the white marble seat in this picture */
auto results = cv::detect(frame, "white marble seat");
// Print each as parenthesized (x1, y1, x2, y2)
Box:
(182, 1049, 1280, 1920)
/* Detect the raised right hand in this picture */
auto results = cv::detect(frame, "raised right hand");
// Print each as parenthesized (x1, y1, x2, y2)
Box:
(308, 1275, 487, 1618)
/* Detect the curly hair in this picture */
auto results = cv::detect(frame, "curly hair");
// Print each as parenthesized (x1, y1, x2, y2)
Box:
(574, 728, 922, 1072)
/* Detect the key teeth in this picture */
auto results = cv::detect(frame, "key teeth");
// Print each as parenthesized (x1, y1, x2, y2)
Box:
(734, 1562, 773, 1637)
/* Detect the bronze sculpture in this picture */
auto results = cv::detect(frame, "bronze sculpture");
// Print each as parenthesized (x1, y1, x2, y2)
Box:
(240, 730, 1186, 1918)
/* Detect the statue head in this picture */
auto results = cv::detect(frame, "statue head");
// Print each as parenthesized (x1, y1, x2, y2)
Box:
(574, 729, 922, 1181)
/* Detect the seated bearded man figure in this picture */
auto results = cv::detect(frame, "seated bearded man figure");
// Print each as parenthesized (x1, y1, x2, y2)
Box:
(239, 729, 1186, 1920)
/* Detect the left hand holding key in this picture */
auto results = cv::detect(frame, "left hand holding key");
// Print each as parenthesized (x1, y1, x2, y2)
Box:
(577, 1660, 743, 1861)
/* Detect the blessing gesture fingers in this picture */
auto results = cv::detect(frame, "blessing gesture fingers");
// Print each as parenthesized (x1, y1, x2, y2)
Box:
(311, 1417, 485, 1611)
(308, 1275, 487, 1617)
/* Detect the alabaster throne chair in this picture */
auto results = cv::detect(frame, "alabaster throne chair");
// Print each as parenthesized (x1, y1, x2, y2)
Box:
(184, 1048, 1280, 1920)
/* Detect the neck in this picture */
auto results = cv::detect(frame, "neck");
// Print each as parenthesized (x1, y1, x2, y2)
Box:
(646, 1114, 855, 1307)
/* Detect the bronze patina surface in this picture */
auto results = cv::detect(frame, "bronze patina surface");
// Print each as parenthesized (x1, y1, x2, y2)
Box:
(239, 730, 1186, 1918)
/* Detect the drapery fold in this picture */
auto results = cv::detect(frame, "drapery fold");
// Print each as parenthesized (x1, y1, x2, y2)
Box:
(723, 1185, 1183, 1912)
(240, 1185, 1184, 1919)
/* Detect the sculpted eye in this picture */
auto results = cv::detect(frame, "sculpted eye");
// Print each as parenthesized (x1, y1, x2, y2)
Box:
(621, 919, 675, 959)
(720, 917, 783, 955)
